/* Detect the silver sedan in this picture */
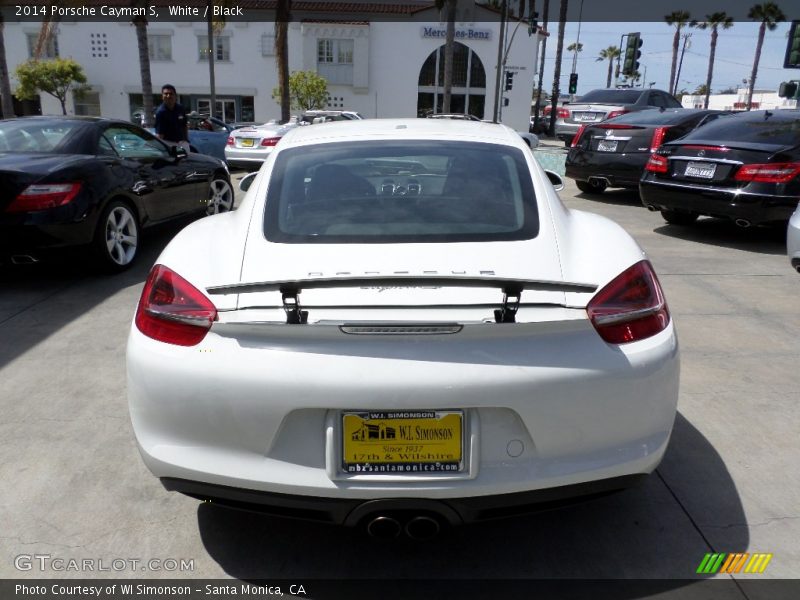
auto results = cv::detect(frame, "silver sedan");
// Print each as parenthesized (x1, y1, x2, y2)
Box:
(224, 121, 297, 170)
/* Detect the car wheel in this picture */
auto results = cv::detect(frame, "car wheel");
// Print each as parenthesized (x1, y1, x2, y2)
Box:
(205, 177, 234, 215)
(93, 200, 139, 272)
(576, 180, 607, 194)
(660, 210, 698, 226)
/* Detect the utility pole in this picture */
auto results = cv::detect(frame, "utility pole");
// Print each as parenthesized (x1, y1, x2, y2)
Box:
(673, 32, 692, 96)
(493, 0, 508, 122)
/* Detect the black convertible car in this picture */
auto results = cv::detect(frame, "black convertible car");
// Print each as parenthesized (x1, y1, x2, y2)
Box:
(640, 109, 800, 227)
(0, 116, 233, 271)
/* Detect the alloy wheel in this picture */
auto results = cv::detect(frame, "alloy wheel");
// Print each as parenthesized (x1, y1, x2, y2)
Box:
(206, 178, 234, 214)
(104, 205, 138, 266)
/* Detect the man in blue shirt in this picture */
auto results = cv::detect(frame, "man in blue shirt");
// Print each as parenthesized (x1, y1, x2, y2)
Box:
(154, 84, 188, 144)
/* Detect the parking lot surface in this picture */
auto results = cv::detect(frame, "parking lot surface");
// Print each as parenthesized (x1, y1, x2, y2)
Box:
(1, 170, 798, 595)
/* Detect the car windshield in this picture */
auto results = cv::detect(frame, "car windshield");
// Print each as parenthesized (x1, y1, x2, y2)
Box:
(264, 140, 539, 243)
(679, 111, 800, 146)
(0, 120, 84, 153)
(578, 90, 642, 104)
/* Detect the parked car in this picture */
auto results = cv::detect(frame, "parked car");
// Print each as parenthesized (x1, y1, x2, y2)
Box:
(640, 109, 800, 227)
(185, 113, 233, 161)
(789, 205, 800, 273)
(548, 88, 682, 145)
(224, 121, 299, 170)
(0, 116, 232, 271)
(299, 110, 364, 124)
(566, 109, 728, 194)
(127, 118, 679, 538)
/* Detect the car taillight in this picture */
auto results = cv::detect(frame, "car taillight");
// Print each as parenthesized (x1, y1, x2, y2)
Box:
(605, 109, 629, 120)
(135, 265, 218, 347)
(260, 137, 281, 147)
(733, 162, 800, 184)
(557, 108, 570, 118)
(587, 260, 670, 344)
(650, 126, 670, 152)
(543, 106, 551, 116)
(5, 182, 82, 213)
(226, 136, 234, 146)
(645, 154, 669, 174)
(570, 125, 587, 147)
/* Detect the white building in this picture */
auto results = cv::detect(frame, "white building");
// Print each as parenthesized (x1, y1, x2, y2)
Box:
(681, 88, 798, 111)
(1, 1, 543, 132)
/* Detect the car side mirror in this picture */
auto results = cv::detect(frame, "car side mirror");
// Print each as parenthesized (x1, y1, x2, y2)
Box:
(239, 172, 257, 192)
(545, 170, 564, 191)
(169, 145, 188, 159)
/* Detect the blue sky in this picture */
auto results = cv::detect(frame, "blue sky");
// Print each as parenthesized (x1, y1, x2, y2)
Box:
(534, 20, 798, 94)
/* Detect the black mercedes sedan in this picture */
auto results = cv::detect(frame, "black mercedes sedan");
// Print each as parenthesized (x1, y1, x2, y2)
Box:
(0, 116, 233, 271)
(565, 109, 727, 194)
(640, 110, 800, 227)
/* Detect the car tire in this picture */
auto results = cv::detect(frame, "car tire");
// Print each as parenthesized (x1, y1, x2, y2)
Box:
(576, 180, 608, 194)
(92, 200, 140, 272)
(660, 210, 698, 226)
(205, 176, 234, 215)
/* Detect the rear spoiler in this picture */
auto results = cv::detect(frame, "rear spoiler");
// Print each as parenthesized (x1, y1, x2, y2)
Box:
(206, 276, 597, 324)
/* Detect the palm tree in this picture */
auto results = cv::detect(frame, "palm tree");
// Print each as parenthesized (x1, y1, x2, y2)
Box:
(665, 11, 692, 96)
(132, 5, 154, 128)
(533, 0, 551, 128)
(549, 0, 568, 136)
(434, 0, 457, 113)
(596, 46, 621, 88)
(693, 12, 733, 109)
(567, 42, 583, 54)
(275, 0, 291, 123)
(0, 14, 15, 118)
(747, 2, 785, 111)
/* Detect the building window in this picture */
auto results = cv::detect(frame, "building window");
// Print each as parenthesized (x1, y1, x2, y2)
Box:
(317, 39, 354, 86)
(198, 35, 230, 61)
(26, 33, 59, 59)
(74, 91, 101, 116)
(148, 35, 172, 61)
(261, 33, 275, 56)
(90, 32, 109, 58)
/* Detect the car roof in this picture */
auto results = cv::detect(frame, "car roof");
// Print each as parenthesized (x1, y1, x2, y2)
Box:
(278, 118, 521, 147)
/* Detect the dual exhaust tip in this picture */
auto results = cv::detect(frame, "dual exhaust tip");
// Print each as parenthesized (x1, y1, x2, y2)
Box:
(365, 514, 442, 540)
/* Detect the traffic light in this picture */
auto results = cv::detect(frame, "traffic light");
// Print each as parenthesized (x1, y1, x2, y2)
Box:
(622, 33, 643, 77)
(785, 21, 800, 69)
(568, 73, 579, 95)
(528, 11, 539, 36)
(778, 81, 799, 98)
(504, 71, 515, 92)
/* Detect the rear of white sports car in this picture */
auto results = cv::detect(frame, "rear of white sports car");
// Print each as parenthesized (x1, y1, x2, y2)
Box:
(128, 120, 679, 537)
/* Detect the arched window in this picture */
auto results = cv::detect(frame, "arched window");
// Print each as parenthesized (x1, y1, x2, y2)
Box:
(417, 42, 486, 118)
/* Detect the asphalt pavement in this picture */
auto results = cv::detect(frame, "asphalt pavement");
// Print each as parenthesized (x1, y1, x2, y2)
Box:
(0, 168, 798, 597)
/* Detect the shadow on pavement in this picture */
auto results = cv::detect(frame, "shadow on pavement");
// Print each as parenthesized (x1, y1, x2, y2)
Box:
(196, 413, 747, 597)
(654, 218, 788, 256)
(0, 220, 189, 370)
(576, 188, 643, 206)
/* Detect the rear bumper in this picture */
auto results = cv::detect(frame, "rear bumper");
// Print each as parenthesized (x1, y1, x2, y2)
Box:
(639, 179, 799, 225)
(565, 153, 647, 188)
(224, 147, 273, 169)
(128, 318, 680, 505)
(163, 473, 648, 525)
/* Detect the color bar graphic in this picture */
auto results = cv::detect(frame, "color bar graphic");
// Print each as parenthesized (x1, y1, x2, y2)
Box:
(697, 552, 772, 574)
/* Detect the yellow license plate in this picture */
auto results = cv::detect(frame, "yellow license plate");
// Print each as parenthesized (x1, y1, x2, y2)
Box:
(241, 138, 255, 147)
(342, 410, 463, 474)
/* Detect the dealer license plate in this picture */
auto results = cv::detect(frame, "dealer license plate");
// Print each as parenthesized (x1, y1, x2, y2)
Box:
(685, 161, 716, 179)
(341, 410, 463, 474)
(240, 138, 255, 147)
(597, 140, 618, 152)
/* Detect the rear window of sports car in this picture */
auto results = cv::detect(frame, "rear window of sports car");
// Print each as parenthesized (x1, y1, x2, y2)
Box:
(264, 140, 539, 243)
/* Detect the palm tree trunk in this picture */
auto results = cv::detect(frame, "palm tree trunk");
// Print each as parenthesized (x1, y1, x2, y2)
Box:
(606, 57, 613, 88)
(704, 26, 717, 110)
(669, 28, 680, 96)
(533, 0, 549, 126)
(442, 0, 456, 113)
(133, 15, 154, 128)
(747, 22, 766, 112)
(276, 0, 291, 123)
(549, 0, 568, 137)
(207, 4, 216, 118)
(0, 17, 15, 118)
